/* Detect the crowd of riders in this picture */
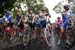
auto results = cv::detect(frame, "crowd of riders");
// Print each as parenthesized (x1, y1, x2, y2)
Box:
(0, 7, 52, 44)
(0, 4, 75, 47)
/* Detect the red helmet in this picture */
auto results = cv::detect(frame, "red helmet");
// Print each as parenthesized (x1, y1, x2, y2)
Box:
(4, 27, 10, 32)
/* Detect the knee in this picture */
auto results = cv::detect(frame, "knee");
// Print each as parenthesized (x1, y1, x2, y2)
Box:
(60, 28, 64, 33)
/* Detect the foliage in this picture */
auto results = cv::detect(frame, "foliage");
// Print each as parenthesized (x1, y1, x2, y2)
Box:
(0, 0, 48, 17)
(53, 2, 61, 13)
(0, 0, 17, 16)
(25, 0, 45, 14)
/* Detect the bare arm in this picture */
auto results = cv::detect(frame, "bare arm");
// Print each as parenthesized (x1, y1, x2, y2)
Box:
(70, 14, 74, 23)
(32, 16, 35, 24)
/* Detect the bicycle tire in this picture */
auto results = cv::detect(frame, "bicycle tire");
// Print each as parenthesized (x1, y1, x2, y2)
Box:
(44, 28, 51, 47)
(64, 29, 75, 49)
(22, 26, 30, 46)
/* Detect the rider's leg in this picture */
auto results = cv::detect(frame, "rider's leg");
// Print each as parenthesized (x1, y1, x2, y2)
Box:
(47, 23, 52, 35)
(40, 24, 46, 42)
(32, 29, 37, 40)
(24, 24, 28, 34)
(59, 28, 64, 40)
(31, 23, 37, 40)
(18, 25, 22, 32)
(40, 28, 45, 42)
(13, 24, 17, 37)
(58, 24, 64, 45)
(13, 30, 16, 37)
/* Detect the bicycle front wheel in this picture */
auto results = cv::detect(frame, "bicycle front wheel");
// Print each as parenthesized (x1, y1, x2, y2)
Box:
(22, 27, 30, 46)
(65, 29, 75, 49)
(44, 28, 52, 47)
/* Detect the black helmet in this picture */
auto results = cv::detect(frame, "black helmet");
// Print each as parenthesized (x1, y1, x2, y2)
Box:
(64, 4, 70, 10)
(57, 17, 61, 19)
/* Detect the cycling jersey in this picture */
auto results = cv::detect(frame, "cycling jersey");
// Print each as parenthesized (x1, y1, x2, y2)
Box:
(39, 16, 45, 21)
(28, 13, 34, 22)
(27, 13, 35, 30)
(16, 15, 21, 21)
(61, 11, 71, 29)
(35, 16, 46, 28)
(15, 15, 21, 25)
(35, 17, 41, 27)
(62, 11, 71, 23)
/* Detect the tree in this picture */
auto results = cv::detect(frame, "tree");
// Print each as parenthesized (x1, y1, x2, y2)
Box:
(0, 0, 17, 17)
(14, 0, 47, 14)
(25, 0, 45, 14)
(53, 2, 62, 13)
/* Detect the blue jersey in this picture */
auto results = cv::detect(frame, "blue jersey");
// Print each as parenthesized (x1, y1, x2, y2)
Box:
(62, 12, 71, 23)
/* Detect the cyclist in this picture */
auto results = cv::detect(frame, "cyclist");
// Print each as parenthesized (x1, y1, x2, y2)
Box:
(15, 9, 24, 33)
(39, 8, 47, 42)
(26, 8, 37, 41)
(55, 17, 62, 28)
(3, 11, 13, 40)
(58, 4, 74, 45)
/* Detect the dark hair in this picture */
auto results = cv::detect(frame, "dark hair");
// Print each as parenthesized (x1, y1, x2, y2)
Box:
(64, 5, 70, 11)
(41, 8, 46, 11)
(57, 17, 61, 19)
(28, 8, 33, 13)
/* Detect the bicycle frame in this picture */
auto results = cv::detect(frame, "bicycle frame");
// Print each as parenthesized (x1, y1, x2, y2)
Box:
(62, 23, 75, 49)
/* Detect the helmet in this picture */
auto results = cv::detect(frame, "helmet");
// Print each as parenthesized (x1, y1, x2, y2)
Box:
(64, 4, 70, 10)
(28, 7, 33, 13)
(4, 27, 10, 32)
(57, 17, 61, 19)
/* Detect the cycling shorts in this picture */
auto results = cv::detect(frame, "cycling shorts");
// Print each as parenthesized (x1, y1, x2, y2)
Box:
(35, 20, 46, 28)
(28, 22, 35, 30)
(61, 22, 70, 29)
(39, 20, 46, 28)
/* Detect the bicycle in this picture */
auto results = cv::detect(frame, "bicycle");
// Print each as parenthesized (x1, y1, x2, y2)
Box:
(4, 24, 12, 43)
(35, 20, 52, 47)
(22, 22, 31, 46)
(54, 25, 60, 42)
(61, 22, 75, 49)
(44, 24, 52, 47)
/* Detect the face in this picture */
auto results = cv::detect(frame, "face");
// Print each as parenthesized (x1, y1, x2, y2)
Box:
(39, 11, 46, 16)
(16, 11, 20, 15)
(29, 10, 33, 14)
(13, 24, 16, 28)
